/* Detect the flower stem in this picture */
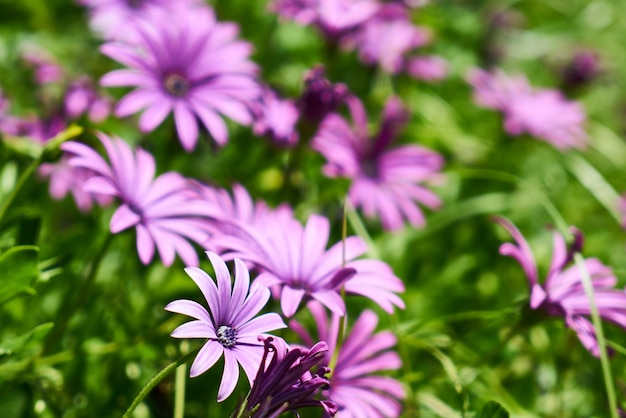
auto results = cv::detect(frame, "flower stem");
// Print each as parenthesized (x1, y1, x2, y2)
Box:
(123, 347, 200, 418)
(174, 341, 189, 418)
(574, 253, 617, 418)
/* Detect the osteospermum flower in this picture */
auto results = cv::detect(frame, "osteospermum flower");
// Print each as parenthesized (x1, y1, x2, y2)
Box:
(217, 213, 405, 317)
(293, 302, 405, 418)
(496, 217, 626, 356)
(165, 252, 286, 401)
(252, 87, 300, 146)
(467, 68, 588, 149)
(313, 96, 443, 230)
(100, 5, 260, 151)
(62, 133, 216, 266)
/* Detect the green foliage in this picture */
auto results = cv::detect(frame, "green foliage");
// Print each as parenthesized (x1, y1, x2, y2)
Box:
(476, 400, 510, 418)
(0, 246, 39, 305)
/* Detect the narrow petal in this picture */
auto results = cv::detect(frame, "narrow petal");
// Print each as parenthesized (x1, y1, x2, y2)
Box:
(190, 342, 223, 377)
(218, 349, 240, 401)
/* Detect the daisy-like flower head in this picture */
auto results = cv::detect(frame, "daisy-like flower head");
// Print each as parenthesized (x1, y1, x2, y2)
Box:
(313, 96, 444, 230)
(467, 68, 588, 149)
(62, 133, 217, 266)
(495, 217, 626, 356)
(293, 302, 405, 418)
(100, 5, 260, 151)
(166, 252, 286, 401)
(216, 213, 405, 317)
(239, 337, 337, 417)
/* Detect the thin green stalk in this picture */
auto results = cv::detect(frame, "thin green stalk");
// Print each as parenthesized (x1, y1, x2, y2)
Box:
(123, 347, 200, 418)
(573, 253, 617, 418)
(174, 341, 189, 418)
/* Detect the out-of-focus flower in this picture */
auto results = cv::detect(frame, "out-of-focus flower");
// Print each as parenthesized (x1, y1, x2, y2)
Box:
(166, 252, 286, 401)
(495, 217, 626, 357)
(38, 156, 113, 212)
(313, 96, 443, 230)
(298, 65, 349, 123)
(62, 133, 217, 266)
(252, 87, 299, 146)
(100, 5, 260, 151)
(406, 55, 448, 81)
(22, 49, 64, 85)
(216, 213, 405, 317)
(293, 302, 405, 418)
(236, 337, 337, 417)
(78, 0, 199, 41)
(270, 0, 380, 40)
(467, 68, 588, 149)
(352, 4, 430, 74)
(64, 76, 112, 122)
(562, 50, 601, 89)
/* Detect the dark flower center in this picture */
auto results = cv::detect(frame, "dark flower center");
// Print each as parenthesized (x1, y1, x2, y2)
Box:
(217, 325, 237, 348)
(362, 158, 379, 178)
(127, 0, 144, 9)
(164, 74, 190, 98)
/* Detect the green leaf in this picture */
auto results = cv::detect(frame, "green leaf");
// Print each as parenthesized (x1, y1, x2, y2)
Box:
(0, 246, 39, 305)
(476, 400, 510, 418)
(0, 323, 53, 382)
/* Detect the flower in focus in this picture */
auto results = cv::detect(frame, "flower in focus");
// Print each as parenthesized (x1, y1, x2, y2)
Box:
(62, 133, 217, 266)
(100, 5, 260, 151)
(313, 96, 443, 230)
(495, 217, 626, 356)
(298, 65, 349, 123)
(237, 337, 337, 417)
(467, 68, 588, 149)
(165, 252, 286, 401)
(216, 213, 405, 317)
(293, 302, 405, 418)
(38, 156, 113, 212)
(252, 87, 300, 146)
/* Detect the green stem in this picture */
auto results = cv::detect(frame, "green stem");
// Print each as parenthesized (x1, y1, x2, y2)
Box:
(0, 154, 42, 223)
(123, 347, 200, 418)
(174, 342, 189, 418)
(573, 253, 618, 418)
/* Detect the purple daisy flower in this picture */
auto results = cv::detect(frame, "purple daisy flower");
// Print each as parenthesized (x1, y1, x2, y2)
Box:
(165, 252, 286, 401)
(467, 68, 588, 149)
(62, 133, 217, 266)
(237, 337, 337, 417)
(100, 5, 260, 151)
(496, 218, 626, 356)
(216, 213, 405, 317)
(252, 87, 300, 147)
(293, 302, 405, 418)
(313, 96, 444, 230)
(64, 76, 112, 122)
(298, 65, 349, 123)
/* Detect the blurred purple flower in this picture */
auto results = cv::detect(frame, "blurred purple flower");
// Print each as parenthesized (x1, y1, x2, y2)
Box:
(239, 337, 337, 417)
(166, 252, 286, 401)
(562, 50, 601, 89)
(496, 218, 626, 357)
(65, 76, 112, 122)
(217, 213, 405, 317)
(62, 133, 217, 266)
(38, 156, 113, 212)
(298, 65, 349, 123)
(313, 96, 443, 230)
(100, 5, 260, 151)
(293, 302, 405, 418)
(252, 87, 299, 146)
(406, 55, 448, 81)
(467, 68, 588, 149)
(22, 49, 64, 85)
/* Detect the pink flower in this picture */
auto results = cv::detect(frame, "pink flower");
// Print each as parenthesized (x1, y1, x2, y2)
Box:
(252, 87, 300, 146)
(467, 68, 588, 149)
(62, 133, 217, 266)
(166, 252, 286, 401)
(496, 218, 626, 356)
(100, 5, 260, 151)
(313, 96, 443, 230)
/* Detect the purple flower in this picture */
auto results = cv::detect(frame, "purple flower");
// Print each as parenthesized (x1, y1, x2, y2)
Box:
(496, 217, 626, 356)
(62, 133, 217, 266)
(165, 252, 286, 401)
(293, 302, 405, 418)
(21, 49, 64, 85)
(313, 96, 443, 230)
(252, 87, 300, 147)
(238, 337, 337, 417)
(64, 76, 112, 122)
(562, 50, 601, 89)
(406, 55, 448, 81)
(467, 68, 588, 149)
(216, 213, 405, 317)
(100, 5, 260, 151)
(298, 65, 349, 123)
(38, 156, 113, 212)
